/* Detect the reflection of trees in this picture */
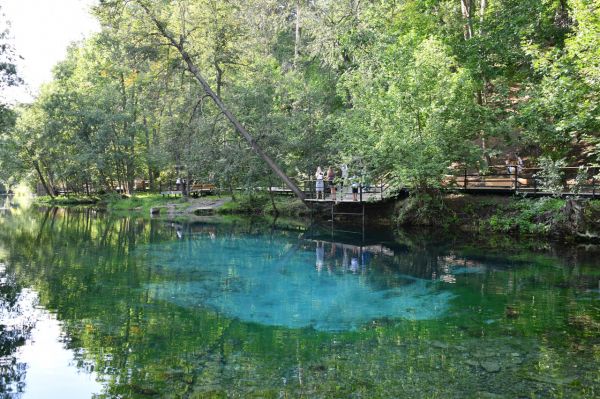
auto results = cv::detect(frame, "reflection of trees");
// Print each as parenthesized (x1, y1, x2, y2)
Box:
(0, 210, 322, 397)
(0, 209, 598, 397)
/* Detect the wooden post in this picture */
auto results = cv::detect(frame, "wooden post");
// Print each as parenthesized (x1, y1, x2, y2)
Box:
(359, 184, 363, 203)
(362, 203, 365, 229)
(514, 168, 518, 194)
(463, 169, 468, 189)
(592, 169, 596, 199)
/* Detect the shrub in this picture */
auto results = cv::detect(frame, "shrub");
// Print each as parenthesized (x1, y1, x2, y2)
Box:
(534, 157, 566, 195)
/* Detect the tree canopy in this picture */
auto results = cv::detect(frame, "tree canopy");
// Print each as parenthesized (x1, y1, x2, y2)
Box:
(2, 0, 599, 196)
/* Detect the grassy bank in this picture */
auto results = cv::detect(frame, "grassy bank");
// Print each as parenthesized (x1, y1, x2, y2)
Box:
(34, 193, 190, 214)
(216, 194, 310, 218)
(35, 195, 102, 206)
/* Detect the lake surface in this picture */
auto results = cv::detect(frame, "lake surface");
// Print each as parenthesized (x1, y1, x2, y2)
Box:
(0, 205, 599, 398)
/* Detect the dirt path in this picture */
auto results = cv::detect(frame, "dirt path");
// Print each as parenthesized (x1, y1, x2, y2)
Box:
(150, 197, 230, 218)
(184, 197, 229, 214)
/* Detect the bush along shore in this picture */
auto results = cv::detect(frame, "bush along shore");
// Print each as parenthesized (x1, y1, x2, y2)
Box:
(33, 192, 600, 243)
(394, 194, 600, 243)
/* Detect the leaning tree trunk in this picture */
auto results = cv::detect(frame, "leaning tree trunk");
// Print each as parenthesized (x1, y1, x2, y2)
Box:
(138, 2, 306, 203)
(32, 160, 54, 198)
(25, 145, 55, 198)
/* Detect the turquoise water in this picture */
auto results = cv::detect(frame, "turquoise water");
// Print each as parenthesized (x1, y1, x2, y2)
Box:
(143, 234, 453, 330)
(0, 207, 599, 398)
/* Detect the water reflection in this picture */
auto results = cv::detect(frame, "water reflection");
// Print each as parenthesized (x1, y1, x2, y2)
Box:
(0, 263, 35, 395)
(17, 316, 101, 399)
(0, 260, 102, 398)
(0, 208, 598, 398)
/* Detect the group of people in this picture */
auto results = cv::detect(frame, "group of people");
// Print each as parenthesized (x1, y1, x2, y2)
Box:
(314, 164, 360, 201)
(505, 153, 524, 175)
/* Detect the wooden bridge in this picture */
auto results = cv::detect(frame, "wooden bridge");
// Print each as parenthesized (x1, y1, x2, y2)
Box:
(158, 165, 599, 217)
(265, 165, 600, 221)
(446, 166, 599, 198)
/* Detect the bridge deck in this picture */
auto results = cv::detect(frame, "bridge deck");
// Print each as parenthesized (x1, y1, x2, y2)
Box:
(304, 191, 383, 204)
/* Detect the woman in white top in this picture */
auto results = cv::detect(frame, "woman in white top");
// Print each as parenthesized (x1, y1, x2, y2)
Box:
(315, 166, 324, 199)
(340, 164, 349, 199)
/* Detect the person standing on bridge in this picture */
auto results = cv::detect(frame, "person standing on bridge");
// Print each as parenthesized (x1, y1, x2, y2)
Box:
(327, 166, 337, 201)
(340, 164, 349, 199)
(315, 166, 324, 200)
(351, 175, 359, 201)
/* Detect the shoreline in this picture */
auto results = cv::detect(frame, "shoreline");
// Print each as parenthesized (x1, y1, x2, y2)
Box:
(31, 192, 600, 245)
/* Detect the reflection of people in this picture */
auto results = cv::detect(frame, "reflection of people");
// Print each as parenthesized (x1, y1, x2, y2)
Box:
(350, 248, 359, 273)
(361, 249, 370, 271)
(173, 223, 183, 239)
(342, 246, 350, 270)
(316, 241, 325, 271)
(315, 167, 324, 200)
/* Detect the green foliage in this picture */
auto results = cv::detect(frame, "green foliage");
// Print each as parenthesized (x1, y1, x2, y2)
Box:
(519, 0, 600, 163)
(572, 166, 590, 194)
(395, 191, 452, 227)
(0, 5, 22, 90)
(34, 195, 100, 206)
(534, 157, 567, 195)
(338, 32, 483, 191)
(2, 0, 598, 205)
(487, 197, 566, 235)
(217, 193, 269, 215)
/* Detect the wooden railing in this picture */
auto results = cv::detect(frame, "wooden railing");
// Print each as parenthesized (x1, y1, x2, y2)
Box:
(297, 172, 393, 201)
(446, 166, 599, 198)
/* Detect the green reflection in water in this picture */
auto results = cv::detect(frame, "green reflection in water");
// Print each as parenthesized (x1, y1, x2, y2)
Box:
(0, 207, 598, 398)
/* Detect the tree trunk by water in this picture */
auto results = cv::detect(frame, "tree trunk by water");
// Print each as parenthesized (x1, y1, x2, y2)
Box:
(32, 159, 54, 198)
(268, 185, 279, 216)
(137, 2, 306, 203)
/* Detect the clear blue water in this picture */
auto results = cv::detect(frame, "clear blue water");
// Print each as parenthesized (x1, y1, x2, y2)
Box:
(143, 235, 454, 330)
